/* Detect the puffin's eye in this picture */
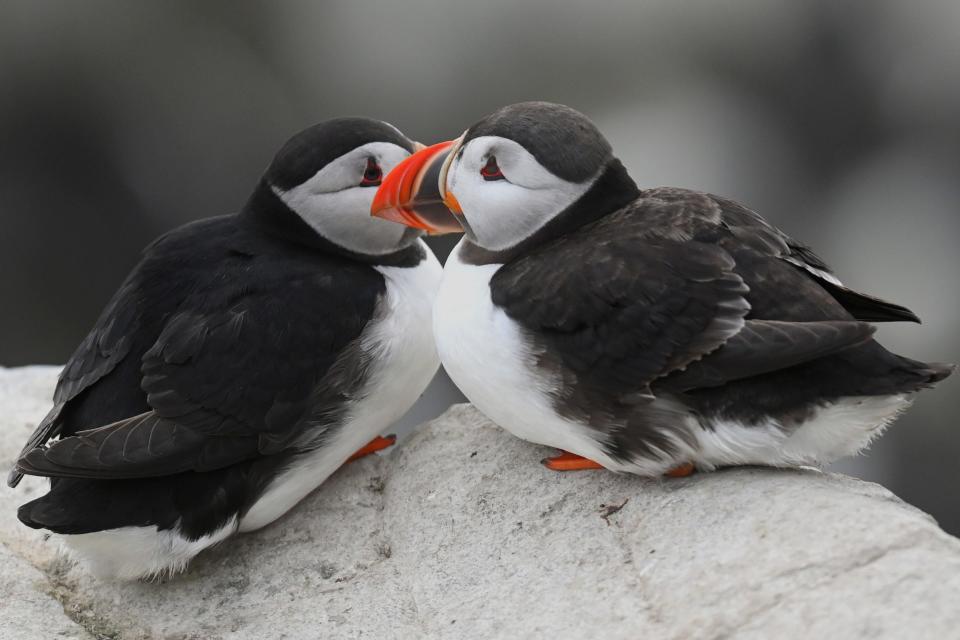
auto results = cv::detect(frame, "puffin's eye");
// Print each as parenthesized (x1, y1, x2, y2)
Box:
(480, 156, 505, 181)
(359, 158, 383, 187)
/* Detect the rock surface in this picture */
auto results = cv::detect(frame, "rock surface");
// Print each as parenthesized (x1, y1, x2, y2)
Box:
(1, 365, 959, 639)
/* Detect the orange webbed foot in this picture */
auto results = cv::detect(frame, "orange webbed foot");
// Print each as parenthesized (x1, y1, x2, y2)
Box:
(664, 462, 696, 478)
(541, 450, 605, 471)
(347, 434, 397, 463)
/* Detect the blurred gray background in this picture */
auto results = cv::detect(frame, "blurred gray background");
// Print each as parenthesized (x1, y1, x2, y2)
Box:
(1, 1, 958, 532)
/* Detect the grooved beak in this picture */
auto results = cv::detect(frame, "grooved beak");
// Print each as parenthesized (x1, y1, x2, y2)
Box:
(371, 140, 464, 235)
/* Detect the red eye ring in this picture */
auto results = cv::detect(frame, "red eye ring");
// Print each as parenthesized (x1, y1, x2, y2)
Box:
(360, 158, 382, 187)
(480, 156, 505, 181)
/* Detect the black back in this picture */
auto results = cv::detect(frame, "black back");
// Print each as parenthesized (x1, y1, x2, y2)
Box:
(16, 211, 390, 532)
(489, 187, 952, 462)
(13, 118, 427, 535)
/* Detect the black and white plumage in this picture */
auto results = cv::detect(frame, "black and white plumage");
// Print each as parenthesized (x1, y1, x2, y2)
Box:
(10, 118, 442, 579)
(373, 101, 953, 476)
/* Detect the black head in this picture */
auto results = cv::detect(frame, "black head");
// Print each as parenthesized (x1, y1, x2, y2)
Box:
(266, 118, 415, 191)
(372, 102, 638, 258)
(462, 101, 613, 183)
(378, 102, 636, 256)
(247, 118, 424, 258)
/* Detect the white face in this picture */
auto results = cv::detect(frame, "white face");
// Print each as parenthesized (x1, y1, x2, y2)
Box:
(274, 141, 416, 255)
(443, 135, 596, 251)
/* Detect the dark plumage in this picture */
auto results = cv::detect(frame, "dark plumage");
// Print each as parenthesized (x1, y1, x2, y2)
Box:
(15, 211, 384, 531)
(267, 117, 413, 190)
(464, 102, 612, 182)
(384, 101, 954, 475)
(10, 118, 440, 576)
(17, 215, 383, 480)
(490, 187, 950, 460)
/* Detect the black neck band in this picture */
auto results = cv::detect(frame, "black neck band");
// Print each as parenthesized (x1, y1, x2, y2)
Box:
(459, 158, 639, 265)
(239, 180, 425, 267)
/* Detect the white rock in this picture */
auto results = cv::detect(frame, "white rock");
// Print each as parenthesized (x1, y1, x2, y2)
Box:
(1, 366, 959, 639)
(0, 543, 92, 640)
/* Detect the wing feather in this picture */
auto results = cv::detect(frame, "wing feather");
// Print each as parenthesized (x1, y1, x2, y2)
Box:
(16, 262, 383, 481)
(492, 188, 905, 398)
(663, 320, 876, 390)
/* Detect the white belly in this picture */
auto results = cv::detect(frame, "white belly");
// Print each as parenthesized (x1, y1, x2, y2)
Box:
(434, 240, 911, 475)
(434, 241, 616, 465)
(239, 242, 442, 531)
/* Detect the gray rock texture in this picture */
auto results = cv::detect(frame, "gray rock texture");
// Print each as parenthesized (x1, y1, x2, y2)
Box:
(1, 365, 959, 639)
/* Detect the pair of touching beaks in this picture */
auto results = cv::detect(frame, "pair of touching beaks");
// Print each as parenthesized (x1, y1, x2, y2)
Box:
(371, 138, 465, 235)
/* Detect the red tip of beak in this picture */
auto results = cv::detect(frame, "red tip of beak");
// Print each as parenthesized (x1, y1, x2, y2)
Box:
(371, 140, 458, 233)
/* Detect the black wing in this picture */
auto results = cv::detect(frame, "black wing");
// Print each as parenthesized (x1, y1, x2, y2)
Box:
(8, 218, 237, 487)
(7, 275, 144, 487)
(492, 232, 755, 395)
(664, 320, 875, 390)
(703, 191, 920, 323)
(490, 189, 879, 396)
(17, 262, 383, 481)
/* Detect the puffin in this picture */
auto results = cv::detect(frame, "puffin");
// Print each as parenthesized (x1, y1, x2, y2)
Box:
(9, 117, 443, 579)
(371, 101, 954, 477)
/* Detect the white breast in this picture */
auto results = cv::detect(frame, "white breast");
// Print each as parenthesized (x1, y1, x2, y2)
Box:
(239, 241, 442, 531)
(434, 241, 615, 465)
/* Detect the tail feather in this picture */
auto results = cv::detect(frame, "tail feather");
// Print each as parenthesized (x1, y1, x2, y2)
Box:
(911, 361, 955, 387)
(15, 477, 167, 535)
(17, 495, 70, 532)
(845, 342, 955, 395)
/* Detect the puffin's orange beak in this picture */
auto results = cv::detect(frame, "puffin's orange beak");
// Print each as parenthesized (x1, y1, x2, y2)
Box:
(371, 140, 464, 235)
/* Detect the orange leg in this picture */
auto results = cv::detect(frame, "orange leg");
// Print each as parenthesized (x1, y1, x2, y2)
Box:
(347, 434, 396, 463)
(541, 451, 605, 471)
(665, 462, 696, 478)
(542, 450, 697, 478)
